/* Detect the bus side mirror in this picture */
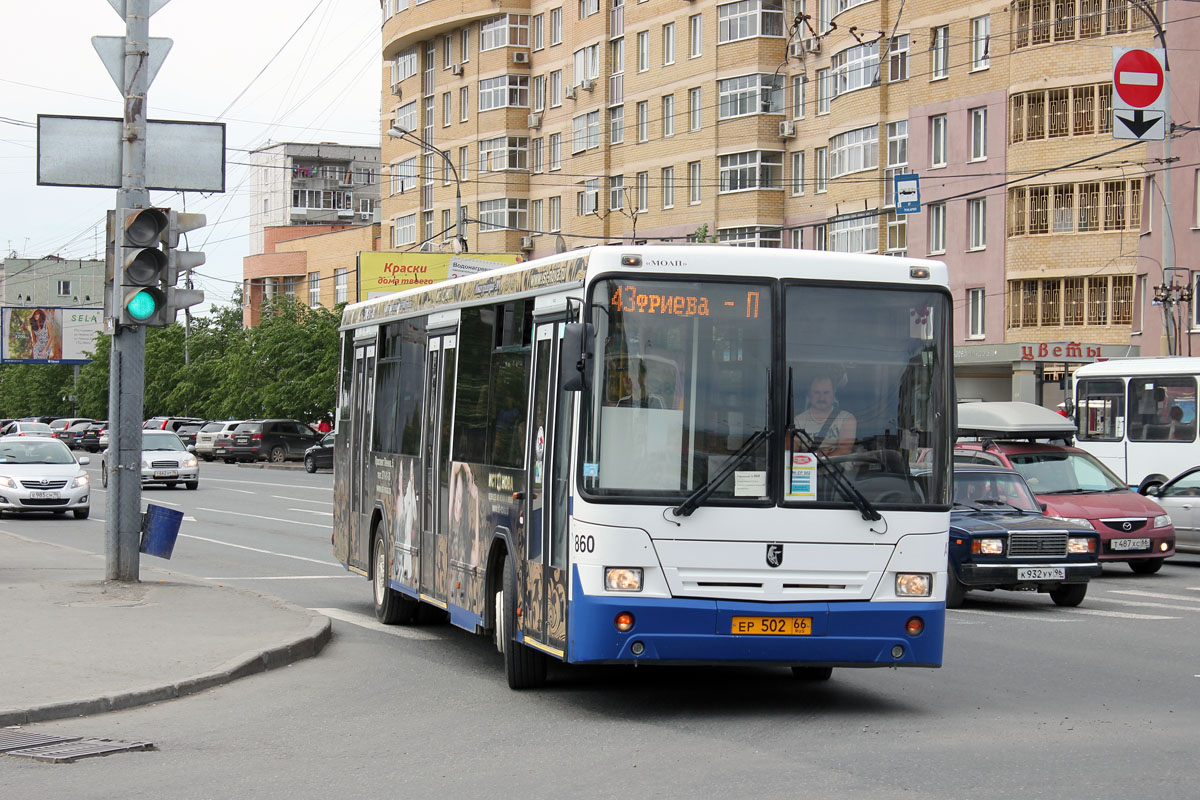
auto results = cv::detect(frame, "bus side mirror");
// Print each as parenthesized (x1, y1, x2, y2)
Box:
(561, 322, 594, 392)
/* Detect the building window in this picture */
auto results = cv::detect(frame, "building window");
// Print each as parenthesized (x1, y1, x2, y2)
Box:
(689, 88, 702, 130)
(462, 27, 471, 61)
(717, 226, 781, 247)
(888, 34, 909, 82)
(637, 171, 649, 210)
(549, 196, 562, 231)
(689, 14, 702, 57)
(550, 133, 562, 169)
(663, 22, 675, 64)
(930, 114, 947, 167)
(663, 166, 675, 208)
(335, 268, 348, 303)
(1007, 178, 1141, 236)
(531, 198, 543, 234)
(1009, 83, 1113, 143)
(930, 26, 949, 79)
(637, 30, 649, 72)
(827, 213, 879, 253)
(479, 75, 530, 111)
(718, 150, 783, 192)
(571, 43, 600, 87)
(479, 198, 528, 231)
(443, 92, 452, 126)
(830, 41, 879, 99)
(815, 146, 827, 192)
(816, 68, 830, 114)
(57, 280, 71, 296)
(579, 0, 599, 19)
(662, 94, 675, 136)
(689, 160, 702, 203)
(828, 125, 878, 178)
(533, 75, 546, 111)
(717, 1, 784, 44)
(791, 151, 805, 195)
(531, 137, 544, 172)
(459, 87, 469, 121)
(929, 202, 946, 253)
(533, 14, 545, 49)
(969, 198, 987, 250)
(971, 16, 990, 69)
(480, 14, 530, 51)
(1007, 275, 1134, 328)
(550, 70, 562, 107)
(393, 47, 418, 84)
(391, 157, 418, 195)
(610, 105, 625, 144)
(551, 7, 563, 45)
(968, 288, 986, 338)
(791, 75, 805, 119)
(478, 136, 529, 172)
(578, 179, 599, 215)
(609, 174, 625, 210)
(884, 120, 908, 207)
(970, 107, 987, 160)
(637, 101, 649, 142)
(307, 272, 320, 307)
(718, 74, 783, 119)
(571, 111, 601, 153)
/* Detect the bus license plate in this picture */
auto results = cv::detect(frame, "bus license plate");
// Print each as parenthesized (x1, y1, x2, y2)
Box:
(1111, 538, 1150, 551)
(731, 616, 812, 636)
(1017, 567, 1065, 581)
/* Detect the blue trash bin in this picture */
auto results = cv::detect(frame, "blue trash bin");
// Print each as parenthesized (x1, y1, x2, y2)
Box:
(140, 504, 184, 559)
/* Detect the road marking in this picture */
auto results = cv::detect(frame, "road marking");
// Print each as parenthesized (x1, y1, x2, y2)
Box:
(218, 488, 257, 495)
(289, 508, 333, 516)
(1107, 589, 1200, 604)
(196, 507, 332, 529)
(1094, 598, 1200, 613)
(1057, 607, 1177, 620)
(206, 478, 332, 491)
(204, 575, 355, 581)
(949, 608, 1078, 623)
(312, 607, 441, 640)
(179, 533, 341, 567)
(272, 495, 333, 505)
(145, 498, 181, 507)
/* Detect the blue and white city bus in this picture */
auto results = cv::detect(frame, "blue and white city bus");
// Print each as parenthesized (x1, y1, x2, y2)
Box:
(332, 245, 953, 688)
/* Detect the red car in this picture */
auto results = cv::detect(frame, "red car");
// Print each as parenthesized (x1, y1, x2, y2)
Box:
(957, 402, 1175, 574)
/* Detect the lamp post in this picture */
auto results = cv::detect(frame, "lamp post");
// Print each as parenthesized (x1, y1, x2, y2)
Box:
(386, 126, 467, 252)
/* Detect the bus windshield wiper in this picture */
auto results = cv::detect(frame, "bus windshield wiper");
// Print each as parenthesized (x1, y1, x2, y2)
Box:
(672, 427, 771, 518)
(791, 427, 882, 522)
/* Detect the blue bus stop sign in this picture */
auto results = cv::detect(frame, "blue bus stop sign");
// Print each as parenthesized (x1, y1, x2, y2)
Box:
(894, 174, 921, 214)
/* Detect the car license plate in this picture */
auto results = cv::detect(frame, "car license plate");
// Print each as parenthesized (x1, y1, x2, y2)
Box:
(215, 447, 227, 454)
(1017, 567, 1065, 581)
(30, 491, 60, 499)
(153, 471, 178, 479)
(1111, 537, 1150, 551)
(731, 616, 812, 636)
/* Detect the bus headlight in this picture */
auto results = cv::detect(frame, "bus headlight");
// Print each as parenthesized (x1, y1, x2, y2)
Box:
(972, 538, 1004, 555)
(605, 567, 643, 592)
(1067, 536, 1095, 554)
(895, 573, 931, 597)
(1153, 514, 1171, 529)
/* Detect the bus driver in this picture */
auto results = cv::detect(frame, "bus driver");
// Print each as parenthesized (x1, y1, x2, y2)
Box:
(794, 374, 857, 457)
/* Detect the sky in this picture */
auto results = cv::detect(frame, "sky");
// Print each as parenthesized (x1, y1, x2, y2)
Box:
(0, 0, 382, 309)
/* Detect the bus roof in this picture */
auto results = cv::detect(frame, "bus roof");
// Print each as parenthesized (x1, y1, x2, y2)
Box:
(1074, 357, 1200, 379)
(340, 245, 949, 331)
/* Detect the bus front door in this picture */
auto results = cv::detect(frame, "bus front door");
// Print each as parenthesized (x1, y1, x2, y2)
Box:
(348, 341, 376, 570)
(523, 321, 572, 654)
(419, 332, 457, 609)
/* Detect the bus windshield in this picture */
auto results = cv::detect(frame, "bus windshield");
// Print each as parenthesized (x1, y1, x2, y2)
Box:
(582, 278, 772, 501)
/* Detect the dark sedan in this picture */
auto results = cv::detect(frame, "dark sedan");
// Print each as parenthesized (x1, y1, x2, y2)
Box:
(948, 465, 1101, 608)
(304, 432, 334, 473)
(78, 422, 108, 453)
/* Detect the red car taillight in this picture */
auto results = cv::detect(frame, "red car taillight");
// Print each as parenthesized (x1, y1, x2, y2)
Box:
(251, 433, 262, 441)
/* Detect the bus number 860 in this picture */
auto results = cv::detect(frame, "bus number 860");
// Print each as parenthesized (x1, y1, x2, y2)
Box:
(573, 534, 595, 553)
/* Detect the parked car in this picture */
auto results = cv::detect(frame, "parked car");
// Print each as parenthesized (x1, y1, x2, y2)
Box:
(49, 418, 92, 444)
(101, 430, 199, 490)
(0, 436, 91, 519)
(229, 419, 321, 463)
(948, 464, 1101, 607)
(175, 421, 209, 449)
(62, 419, 95, 449)
(956, 402, 1176, 574)
(1139, 468, 1200, 554)
(304, 432, 334, 473)
(78, 421, 108, 452)
(194, 420, 242, 462)
(143, 416, 205, 432)
(0, 421, 55, 438)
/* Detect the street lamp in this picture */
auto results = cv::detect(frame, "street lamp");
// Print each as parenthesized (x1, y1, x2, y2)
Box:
(386, 125, 467, 252)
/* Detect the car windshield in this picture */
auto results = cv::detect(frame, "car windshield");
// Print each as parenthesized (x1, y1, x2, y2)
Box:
(953, 471, 1040, 511)
(201, 422, 225, 432)
(234, 423, 262, 433)
(143, 433, 185, 451)
(0, 440, 75, 464)
(1008, 450, 1126, 493)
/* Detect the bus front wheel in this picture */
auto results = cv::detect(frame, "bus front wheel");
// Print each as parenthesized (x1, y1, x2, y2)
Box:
(373, 533, 417, 624)
(501, 556, 548, 689)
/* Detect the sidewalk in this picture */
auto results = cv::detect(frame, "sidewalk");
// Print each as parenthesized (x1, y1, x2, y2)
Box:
(0, 531, 331, 727)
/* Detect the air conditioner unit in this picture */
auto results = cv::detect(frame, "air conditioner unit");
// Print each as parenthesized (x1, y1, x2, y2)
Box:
(390, 82, 402, 97)
(512, 51, 530, 65)
(580, 78, 596, 91)
(451, 63, 464, 76)
(778, 120, 796, 139)
(359, 211, 372, 220)
(805, 38, 821, 54)
(527, 113, 542, 128)
(788, 40, 804, 58)
(565, 85, 577, 99)
(520, 235, 534, 250)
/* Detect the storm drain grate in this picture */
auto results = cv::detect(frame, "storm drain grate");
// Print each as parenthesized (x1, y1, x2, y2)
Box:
(4, 737, 154, 763)
(0, 730, 81, 752)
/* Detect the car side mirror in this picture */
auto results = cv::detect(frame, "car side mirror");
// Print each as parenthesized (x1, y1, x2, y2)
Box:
(186, 445, 196, 453)
(1038, 502, 1047, 514)
(78, 456, 90, 466)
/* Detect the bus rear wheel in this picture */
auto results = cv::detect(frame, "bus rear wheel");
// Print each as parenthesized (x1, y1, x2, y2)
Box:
(501, 555, 548, 689)
(373, 533, 416, 624)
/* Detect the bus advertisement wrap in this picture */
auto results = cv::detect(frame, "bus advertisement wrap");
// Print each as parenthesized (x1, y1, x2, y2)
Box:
(1, 306, 103, 364)
(357, 252, 524, 301)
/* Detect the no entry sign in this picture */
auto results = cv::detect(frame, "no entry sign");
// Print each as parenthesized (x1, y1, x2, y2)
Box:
(1114, 49, 1164, 109)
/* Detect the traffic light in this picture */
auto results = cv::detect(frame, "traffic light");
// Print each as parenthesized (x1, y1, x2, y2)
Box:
(117, 207, 169, 327)
(159, 210, 206, 323)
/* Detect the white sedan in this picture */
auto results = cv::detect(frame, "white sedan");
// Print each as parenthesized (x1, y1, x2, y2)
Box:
(0, 436, 91, 519)
(102, 430, 199, 490)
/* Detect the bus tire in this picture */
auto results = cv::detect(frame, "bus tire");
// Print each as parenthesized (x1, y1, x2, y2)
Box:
(791, 666, 833, 681)
(502, 555, 547, 689)
(374, 532, 417, 624)
(1129, 557, 1164, 575)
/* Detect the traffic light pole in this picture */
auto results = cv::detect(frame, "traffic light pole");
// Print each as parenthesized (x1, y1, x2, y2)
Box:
(106, 0, 151, 582)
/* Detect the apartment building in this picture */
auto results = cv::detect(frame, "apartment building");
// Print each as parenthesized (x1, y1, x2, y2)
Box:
(378, 0, 1190, 399)
(0, 256, 105, 308)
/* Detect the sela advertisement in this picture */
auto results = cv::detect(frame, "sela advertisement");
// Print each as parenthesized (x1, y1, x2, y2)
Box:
(1, 307, 103, 365)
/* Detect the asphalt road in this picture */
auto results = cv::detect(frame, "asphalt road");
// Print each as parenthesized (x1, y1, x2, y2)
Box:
(4, 459, 1198, 799)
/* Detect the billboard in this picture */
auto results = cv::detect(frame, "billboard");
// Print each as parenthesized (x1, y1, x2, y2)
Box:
(2, 307, 104, 365)
(357, 252, 523, 301)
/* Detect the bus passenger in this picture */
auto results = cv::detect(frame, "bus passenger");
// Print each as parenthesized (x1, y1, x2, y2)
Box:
(794, 374, 857, 457)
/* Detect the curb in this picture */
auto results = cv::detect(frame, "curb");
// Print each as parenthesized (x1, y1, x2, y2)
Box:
(0, 610, 331, 727)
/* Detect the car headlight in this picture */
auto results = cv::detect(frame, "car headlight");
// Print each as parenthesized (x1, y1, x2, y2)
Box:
(0, 476, 14, 489)
(141, 459, 150, 469)
(1067, 536, 1095, 554)
(895, 573, 932, 597)
(972, 538, 1004, 555)
(604, 567, 643, 592)
(1153, 514, 1171, 528)
(72, 474, 89, 488)
(1050, 516, 1095, 530)
(182, 455, 197, 468)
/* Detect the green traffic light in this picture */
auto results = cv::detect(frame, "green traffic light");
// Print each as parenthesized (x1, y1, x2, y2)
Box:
(125, 289, 158, 321)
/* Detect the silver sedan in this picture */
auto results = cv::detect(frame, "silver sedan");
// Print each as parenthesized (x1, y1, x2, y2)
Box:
(1141, 468, 1200, 554)
(0, 436, 91, 518)
(101, 430, 200, 490)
